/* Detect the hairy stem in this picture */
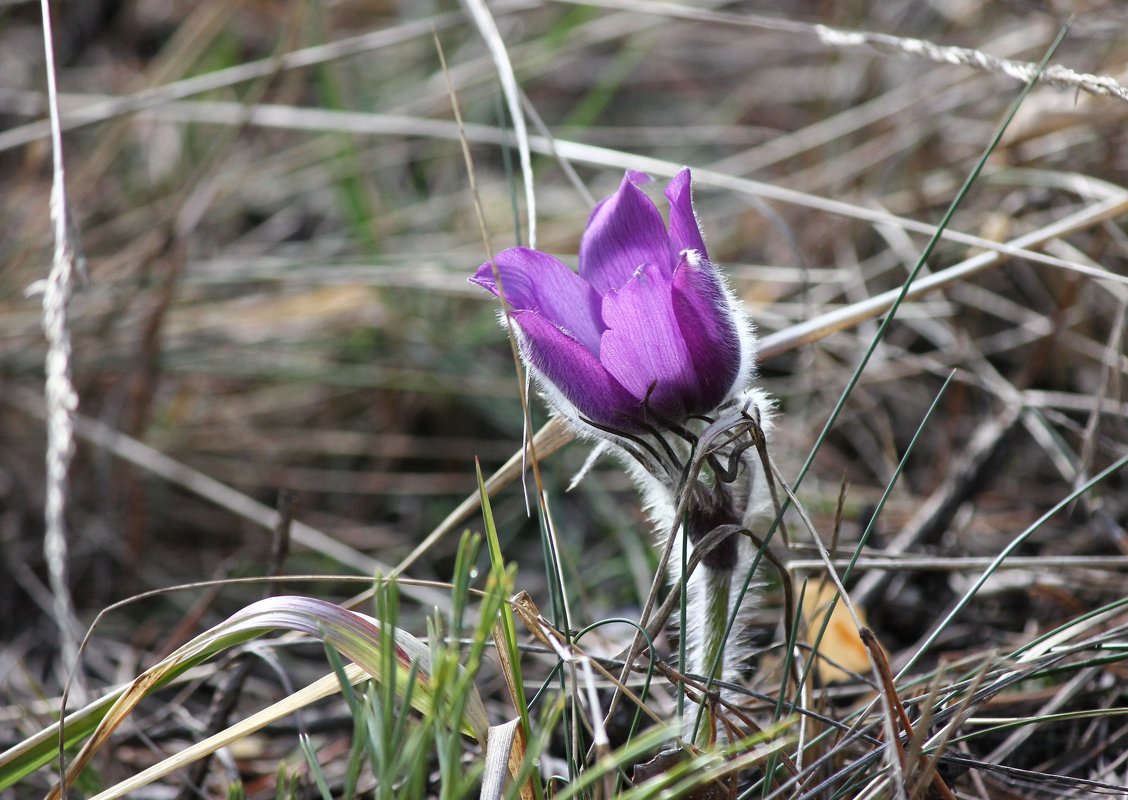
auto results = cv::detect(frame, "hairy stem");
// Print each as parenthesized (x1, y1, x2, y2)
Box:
(700, 566, 731, 685)
(681, 561, 735, 744)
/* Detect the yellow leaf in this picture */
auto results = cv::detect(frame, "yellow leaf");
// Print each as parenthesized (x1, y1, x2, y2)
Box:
(801, 580, 870, 685)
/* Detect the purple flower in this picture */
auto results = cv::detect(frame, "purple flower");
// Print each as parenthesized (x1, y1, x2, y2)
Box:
(471, 168, 753, 432)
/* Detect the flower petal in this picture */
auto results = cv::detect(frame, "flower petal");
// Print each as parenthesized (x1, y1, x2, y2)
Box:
(511, 310, 642, 429)
(664, 168, 708, 262)
(471, 247, 604, 354)
(671, 255, 743, 409)
(625, 169, 652, 187)
(599, 264, 700, 419)
(579, 176, 675, 294)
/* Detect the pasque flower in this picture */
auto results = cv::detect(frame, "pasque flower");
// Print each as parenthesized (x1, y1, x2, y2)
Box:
(470, 168, 754, 434)
(472, 170, 774, 741)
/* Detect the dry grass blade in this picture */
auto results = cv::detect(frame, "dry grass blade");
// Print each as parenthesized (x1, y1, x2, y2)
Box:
(0, 2, 541, 153)
(482, 717, 525, 800)
(50, 595, 486, 798)
(84, 664, 369, 800)
(4, 388, 459, 608)
(461, 0, 537, 248)
(981, 666, 1100, 766)
(851, 404, 1024, 607)
(391, 417, 571, 578)
(489, 615, 535, 800)
(899, 450, 1128, 680)
(129, 99, 1128, 285)
(4, 3, 1128, 796)
(34, 0, 85, 702)
(562, 0, 1128, 104)
(861, 628, 957, 800)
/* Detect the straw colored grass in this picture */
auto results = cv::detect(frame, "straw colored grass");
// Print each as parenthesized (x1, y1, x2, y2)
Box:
(3, 1, 1128, 797)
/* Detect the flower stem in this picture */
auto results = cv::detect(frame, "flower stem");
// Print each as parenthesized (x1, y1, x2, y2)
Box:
(691, 564, 732, 747)
(701, 567, 731, 683)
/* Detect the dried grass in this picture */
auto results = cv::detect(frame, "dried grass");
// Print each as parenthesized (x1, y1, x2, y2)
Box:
(3, 1, 1128, 797)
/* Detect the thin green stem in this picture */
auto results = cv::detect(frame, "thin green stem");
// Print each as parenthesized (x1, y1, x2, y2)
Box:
(701, 568, 731, 685)
(695, 566, 732, 747)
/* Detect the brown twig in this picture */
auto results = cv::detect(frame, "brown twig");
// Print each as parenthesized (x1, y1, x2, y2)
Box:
(860, 627, 956, 800)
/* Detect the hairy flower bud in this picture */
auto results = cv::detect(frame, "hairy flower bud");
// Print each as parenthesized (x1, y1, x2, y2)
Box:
(684, 481, 742, 570)
(471, 169, 755, 434)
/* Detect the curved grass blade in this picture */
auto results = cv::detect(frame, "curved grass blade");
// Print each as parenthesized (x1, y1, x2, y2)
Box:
(45, 594, 488, 799)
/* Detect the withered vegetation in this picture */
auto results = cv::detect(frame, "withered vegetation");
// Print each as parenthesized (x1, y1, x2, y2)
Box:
(3, 1, 1128, 797)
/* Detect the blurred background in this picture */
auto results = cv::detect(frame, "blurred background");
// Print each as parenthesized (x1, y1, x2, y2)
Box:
(3, 0, 1128, 793)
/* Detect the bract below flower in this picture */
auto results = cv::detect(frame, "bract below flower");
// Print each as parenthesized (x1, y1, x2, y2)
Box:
(471, 168, 753, 433)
